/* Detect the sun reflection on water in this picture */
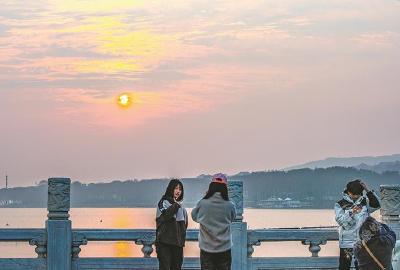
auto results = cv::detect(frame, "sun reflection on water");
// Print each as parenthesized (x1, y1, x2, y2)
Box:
(112, 209, 134, 257)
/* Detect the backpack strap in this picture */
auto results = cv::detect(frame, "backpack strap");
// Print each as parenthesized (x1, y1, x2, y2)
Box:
(362, 240, 386, 270)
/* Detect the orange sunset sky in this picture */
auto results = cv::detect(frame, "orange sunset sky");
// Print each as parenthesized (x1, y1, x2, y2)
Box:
(1, 0, 399, 186)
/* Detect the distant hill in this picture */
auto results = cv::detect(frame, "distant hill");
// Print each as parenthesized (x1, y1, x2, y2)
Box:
(285, 154, 400, 170)
(355, 161, 400, 173)
(1, 167, 399, 209)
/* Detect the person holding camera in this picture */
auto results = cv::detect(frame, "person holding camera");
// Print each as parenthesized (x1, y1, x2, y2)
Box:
(335, 179, 381, 270)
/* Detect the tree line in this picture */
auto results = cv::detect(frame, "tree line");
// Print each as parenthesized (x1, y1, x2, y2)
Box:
(0, 167, 398, 208)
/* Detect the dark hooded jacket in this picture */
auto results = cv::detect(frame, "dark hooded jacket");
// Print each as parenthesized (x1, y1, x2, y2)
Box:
(155, 196, 188, 247)
(354, 217, 396, 270)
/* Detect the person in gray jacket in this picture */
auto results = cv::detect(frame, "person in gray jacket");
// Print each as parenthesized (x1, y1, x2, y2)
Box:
(335, 179, 380, 270)
(191, 173, 236, 270)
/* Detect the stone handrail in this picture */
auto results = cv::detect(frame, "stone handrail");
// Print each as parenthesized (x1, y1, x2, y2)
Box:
(247, 228, 338, 257)
(0, 229, 47, 258)
(0, 229, 45, 241)
(71, 228, 338, 258)
(71, 229, 199, 258)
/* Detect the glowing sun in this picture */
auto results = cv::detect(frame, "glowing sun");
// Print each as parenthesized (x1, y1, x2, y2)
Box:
(117, 93, 132, 108)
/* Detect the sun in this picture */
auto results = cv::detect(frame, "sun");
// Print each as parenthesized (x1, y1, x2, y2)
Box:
(117, 93, 132, 108)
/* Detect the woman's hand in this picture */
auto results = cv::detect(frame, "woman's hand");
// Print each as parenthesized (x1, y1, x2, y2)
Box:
(352, 205, 362, 214)
(173, 198, 181, 205)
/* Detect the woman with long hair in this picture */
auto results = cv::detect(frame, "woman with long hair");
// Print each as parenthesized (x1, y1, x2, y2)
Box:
(191, 173, 236, 270)
(156, 179, 188, 270)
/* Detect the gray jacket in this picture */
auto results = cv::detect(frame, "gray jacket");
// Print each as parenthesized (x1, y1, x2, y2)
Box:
(334, 191, 380, 248)
(191, 193, 236, 253)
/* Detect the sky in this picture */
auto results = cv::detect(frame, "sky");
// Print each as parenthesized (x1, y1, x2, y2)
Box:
(1, 0, 400, 186)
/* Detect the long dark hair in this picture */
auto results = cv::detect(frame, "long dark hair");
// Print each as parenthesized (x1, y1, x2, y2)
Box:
(346, 179, 364, 195)
(164, 179, 184, 202)
(203, 182, 229, 201)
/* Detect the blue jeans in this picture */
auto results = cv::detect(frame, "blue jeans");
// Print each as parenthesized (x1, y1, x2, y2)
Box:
(200, 249, 231, 270)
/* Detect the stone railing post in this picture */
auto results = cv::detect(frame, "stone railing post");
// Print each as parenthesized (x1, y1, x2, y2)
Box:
(46, 178, 72, 270)
(228, 181, 247, 270)
(380, 185, 400, 270)
(380, 185, 400, 238)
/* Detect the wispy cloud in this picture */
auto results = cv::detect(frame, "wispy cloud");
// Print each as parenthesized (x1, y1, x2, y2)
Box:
(352, 31, 400, 49)
(1, 0, 399, 124)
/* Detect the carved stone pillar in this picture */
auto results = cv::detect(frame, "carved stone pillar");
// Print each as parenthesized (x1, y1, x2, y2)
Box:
(47, 178, 71, 220)
(380, 185, 400, 269)
(380, 185, 400, 238)
(228, 181, 243, 221)
(46, 178, 72, 270)
(228, 181, 247, 270)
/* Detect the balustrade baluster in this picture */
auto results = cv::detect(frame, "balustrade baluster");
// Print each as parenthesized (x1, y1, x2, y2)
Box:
(302, 239, 327, 257)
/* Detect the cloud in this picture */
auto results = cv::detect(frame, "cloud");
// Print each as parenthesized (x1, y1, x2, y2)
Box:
(351, 31, 400, 49)
(51, 0, 148, 14)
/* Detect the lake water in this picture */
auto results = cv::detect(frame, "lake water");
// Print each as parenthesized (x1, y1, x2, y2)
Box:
(0, 208, 380, 258)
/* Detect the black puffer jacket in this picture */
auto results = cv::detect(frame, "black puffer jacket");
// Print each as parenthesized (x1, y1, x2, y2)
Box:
(354, 217, 396, 270)
(155, 196, 188, 247)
